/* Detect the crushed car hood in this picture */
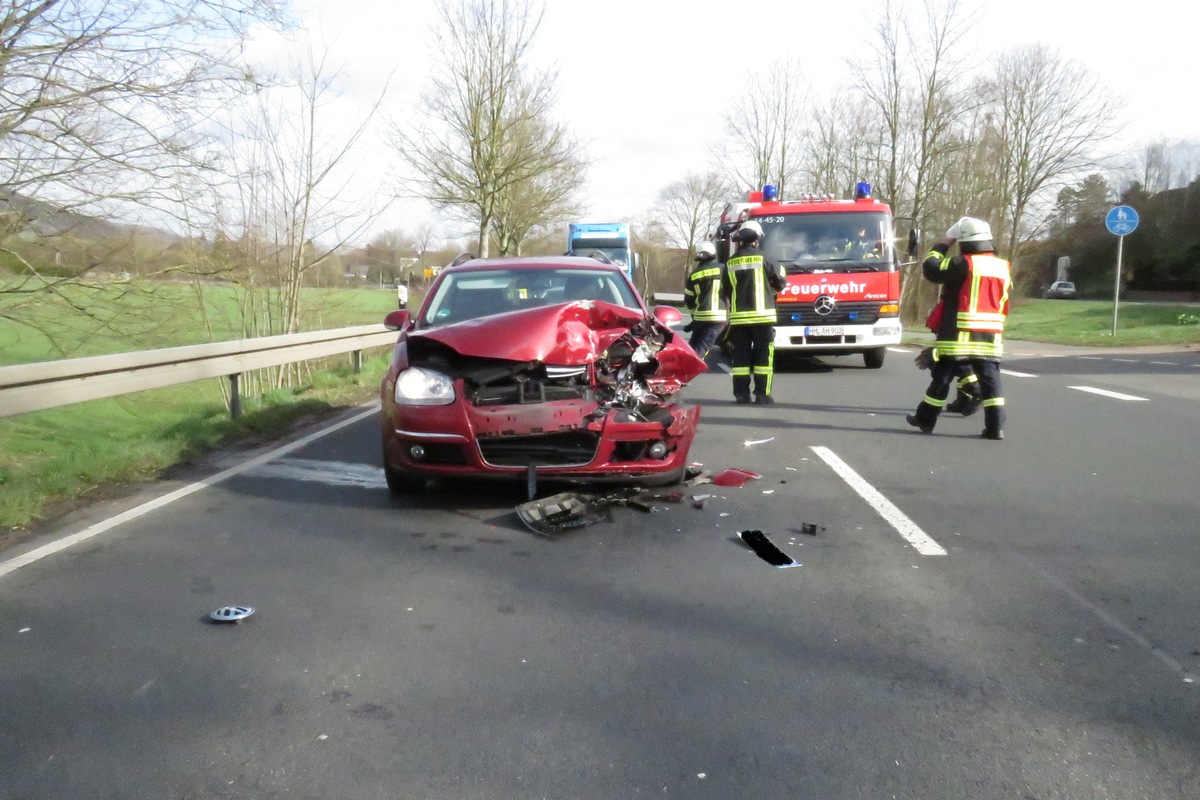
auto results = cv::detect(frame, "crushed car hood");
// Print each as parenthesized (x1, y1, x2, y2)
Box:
(410, 301, 707, 386)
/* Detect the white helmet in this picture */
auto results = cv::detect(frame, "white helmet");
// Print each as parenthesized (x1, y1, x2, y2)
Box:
(948, 216, 992, 243)
(734, 220, 764, 243)
(694, 241, 717, 261)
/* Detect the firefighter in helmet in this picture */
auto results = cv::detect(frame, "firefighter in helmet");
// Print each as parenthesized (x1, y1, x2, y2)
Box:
(721, 220, 787, 404)
(906, 216, 1011, 439)
(683, 241, 727, 363)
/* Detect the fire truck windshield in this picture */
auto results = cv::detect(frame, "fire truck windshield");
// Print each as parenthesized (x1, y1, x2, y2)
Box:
(756, 212, 895, 273)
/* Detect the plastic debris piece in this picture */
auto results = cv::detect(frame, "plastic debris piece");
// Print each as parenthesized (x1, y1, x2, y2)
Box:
(737, 530, 800, 568)
(762, 489, 775, 495)
(795, 522, 826, 536)
(743, 437, 775, 447)
(712, 468, 761, 487)
(684, 466, 713, 486)
(516, 492, 602, 535)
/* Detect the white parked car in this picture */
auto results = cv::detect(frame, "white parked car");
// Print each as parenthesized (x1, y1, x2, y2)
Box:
(1044, 281, 1077, 299)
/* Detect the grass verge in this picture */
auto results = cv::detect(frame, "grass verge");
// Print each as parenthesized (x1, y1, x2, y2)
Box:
(1004, 299, 1200, 347)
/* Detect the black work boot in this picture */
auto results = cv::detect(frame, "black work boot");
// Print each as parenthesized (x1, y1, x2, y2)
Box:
(735, 394, 752, 405)
(981, 429, 1004, 440)
(906, 413, 935, 434)
(755, 394, 775, 405)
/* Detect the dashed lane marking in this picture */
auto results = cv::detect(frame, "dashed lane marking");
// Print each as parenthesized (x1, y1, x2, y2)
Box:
(1001, 369, 1037, 378)
(1069, 386, 1149, 402)
(810, 446, 947, 556)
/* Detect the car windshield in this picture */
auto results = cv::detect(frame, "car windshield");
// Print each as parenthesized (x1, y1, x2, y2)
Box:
(420, 267, 641, 327)
(757, 211, 896, 273)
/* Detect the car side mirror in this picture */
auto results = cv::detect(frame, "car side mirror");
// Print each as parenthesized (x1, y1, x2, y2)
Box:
(384, 309, 411, 331)
(652, 305, 684, 327)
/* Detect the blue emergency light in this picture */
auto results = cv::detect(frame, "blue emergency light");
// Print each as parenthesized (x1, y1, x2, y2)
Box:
(854, 181, 872, 199)
(762, 184, 778, 201)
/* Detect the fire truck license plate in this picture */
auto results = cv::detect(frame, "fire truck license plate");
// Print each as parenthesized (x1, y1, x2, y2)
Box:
(805, 326, 844, 337)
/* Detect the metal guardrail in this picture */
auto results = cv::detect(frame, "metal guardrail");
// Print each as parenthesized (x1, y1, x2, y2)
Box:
(0, 325, 398, 419)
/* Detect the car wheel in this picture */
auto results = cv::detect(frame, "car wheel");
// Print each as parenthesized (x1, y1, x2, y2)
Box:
(383, 457, 425, 494)
(863, 348, 886, 369)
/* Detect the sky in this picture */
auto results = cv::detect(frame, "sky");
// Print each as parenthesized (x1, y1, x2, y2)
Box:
(256, 0, 1199, 246)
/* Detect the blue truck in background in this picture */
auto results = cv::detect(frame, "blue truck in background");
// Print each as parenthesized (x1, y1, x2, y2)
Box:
(566, 222, 636, 278)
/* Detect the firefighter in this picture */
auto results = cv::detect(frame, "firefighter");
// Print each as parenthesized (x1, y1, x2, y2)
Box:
(722, 220, 787, 404)
(906, 216, 1011, 440)
(683, 241, 726, 363)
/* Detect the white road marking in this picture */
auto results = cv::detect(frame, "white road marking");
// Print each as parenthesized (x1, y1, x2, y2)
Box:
(1149, 361, 1174, 365)
(1113, 358, 1139, 363)
(1079, 356, 1104, 360)
(810, 446, 946, 556)
(1069, 386, 1149, 402)
(888, 347, 913, 353)
(1001, 369, 1037, 378)
(246, 458, 386, 489)
(0, 406, 382, 581)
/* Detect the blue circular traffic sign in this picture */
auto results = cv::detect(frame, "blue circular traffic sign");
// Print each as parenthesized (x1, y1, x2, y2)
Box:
(1106, 205, 1139, 236)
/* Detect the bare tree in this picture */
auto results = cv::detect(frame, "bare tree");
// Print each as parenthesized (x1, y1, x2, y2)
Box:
(977, 44, 1121, 275)
(849, 0, 909, 210)
(656, 172, 731, 259)
(713, 59, 808, 198)
(170, 33, 389, 397)
(390, 0, 584, 258)
(0, 0, 279, 229)
(804, 93, 889, 198)
(490, 115, 587, 255)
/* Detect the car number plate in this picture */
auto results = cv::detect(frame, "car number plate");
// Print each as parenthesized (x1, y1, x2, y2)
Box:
(805, 326, 844, 336)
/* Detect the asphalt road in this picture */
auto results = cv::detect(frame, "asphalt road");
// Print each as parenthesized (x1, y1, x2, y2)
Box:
(2, 341, 1199, 799)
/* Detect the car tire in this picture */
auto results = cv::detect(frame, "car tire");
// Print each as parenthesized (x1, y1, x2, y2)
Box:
(863, 348, 886, 369)
(383, 458, 425, 494)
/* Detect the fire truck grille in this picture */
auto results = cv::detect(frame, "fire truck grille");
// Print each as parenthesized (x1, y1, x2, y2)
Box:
(776, 301, 883, 326)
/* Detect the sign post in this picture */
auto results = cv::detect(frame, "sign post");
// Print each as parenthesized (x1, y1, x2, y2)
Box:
(1105, 205, 1139, 335)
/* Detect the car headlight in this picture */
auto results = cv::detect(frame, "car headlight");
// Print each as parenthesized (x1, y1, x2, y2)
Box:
(394, 367, 455, 405)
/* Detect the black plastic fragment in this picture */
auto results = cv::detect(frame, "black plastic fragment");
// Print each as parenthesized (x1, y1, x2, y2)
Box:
(797, 522, 825, 536)
(738, 530, 799, 567)
(516, 492, 601, 535)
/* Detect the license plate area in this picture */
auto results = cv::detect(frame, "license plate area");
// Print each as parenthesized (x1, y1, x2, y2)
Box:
(804, 326, 844, 337)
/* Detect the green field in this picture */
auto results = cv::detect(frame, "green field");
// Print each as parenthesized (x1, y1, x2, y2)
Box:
(1003, 299, 1200, 347)
(1, 286, 1196, 538)
(0, 282, 405, 536)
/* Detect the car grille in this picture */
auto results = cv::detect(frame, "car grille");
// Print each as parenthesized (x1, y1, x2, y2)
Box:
(776, 301, 883, 326)
(478, 431, 600, 467)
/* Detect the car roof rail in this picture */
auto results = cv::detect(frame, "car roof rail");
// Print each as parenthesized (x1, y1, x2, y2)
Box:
(448, 252, 477, 267)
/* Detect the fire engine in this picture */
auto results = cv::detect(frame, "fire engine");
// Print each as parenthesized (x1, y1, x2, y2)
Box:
(715, 181, 904, 369)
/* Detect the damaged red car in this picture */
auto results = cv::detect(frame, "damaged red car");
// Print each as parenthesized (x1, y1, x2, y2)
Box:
(379, 256, 707, 492)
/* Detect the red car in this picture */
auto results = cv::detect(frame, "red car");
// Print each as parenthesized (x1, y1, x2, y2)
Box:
(379, 256, 707, 493)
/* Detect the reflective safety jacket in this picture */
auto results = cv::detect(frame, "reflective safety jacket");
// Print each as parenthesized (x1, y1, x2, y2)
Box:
(923, 245, 1012, 359)
(722, 250, 786, 326)
(684, 259, 727, 322)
